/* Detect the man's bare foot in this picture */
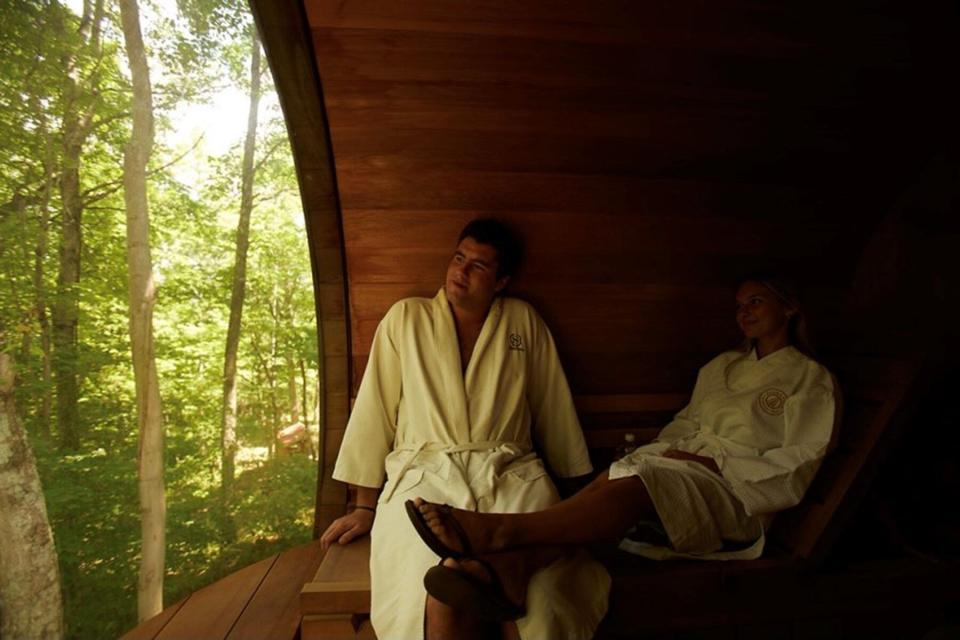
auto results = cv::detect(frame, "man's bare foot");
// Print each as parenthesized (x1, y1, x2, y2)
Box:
(413, 497, 506, 555)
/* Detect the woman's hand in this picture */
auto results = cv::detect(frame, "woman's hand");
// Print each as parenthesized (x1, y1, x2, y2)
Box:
(320, 507, 375, 550)
(662, 449, 720, 474)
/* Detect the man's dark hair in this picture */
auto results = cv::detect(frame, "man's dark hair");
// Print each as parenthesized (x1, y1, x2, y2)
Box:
(458, 218, 523, 279)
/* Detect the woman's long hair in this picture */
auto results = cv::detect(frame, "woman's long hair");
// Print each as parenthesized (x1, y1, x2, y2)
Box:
(738, 274, 815, 358)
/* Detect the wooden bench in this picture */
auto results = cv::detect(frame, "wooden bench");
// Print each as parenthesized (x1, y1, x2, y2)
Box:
(300, 354, 930, 639)
(123, 539, 324, 640)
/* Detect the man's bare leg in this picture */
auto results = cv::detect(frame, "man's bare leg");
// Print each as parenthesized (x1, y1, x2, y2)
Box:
(415, 471, 653, 554)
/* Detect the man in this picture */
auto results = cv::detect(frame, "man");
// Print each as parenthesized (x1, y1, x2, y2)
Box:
(321, 219, 610, 639)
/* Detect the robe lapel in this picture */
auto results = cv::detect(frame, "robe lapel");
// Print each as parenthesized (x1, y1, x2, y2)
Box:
(464, 296, 503, 388)
(433, 289, 471, 441)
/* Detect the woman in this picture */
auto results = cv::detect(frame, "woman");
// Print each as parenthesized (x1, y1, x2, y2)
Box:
(407, 276, 837, 628)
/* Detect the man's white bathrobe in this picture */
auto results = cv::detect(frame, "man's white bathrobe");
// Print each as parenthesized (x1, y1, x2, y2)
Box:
(333, 289, 610, 640)
(610, 346, 836, 560)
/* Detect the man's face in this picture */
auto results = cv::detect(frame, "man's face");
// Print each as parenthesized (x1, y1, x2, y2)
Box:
(445, 237, 509, 313)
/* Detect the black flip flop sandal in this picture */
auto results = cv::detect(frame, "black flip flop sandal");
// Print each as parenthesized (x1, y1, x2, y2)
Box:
(423, 559, 525, 621)
(405, 499, 473, 559)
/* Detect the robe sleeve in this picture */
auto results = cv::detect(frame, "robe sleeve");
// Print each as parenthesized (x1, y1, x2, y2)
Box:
(331, 307, 403, 489)
(527, 314, 593, 478)
(719, 382, 835, 516)
(631, 367, 707, 457)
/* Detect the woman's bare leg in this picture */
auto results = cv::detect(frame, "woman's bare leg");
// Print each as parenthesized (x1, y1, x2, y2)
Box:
(415, 470, 654, 555)
(425, 558, 496, 640)
(425, 548, 570, 638)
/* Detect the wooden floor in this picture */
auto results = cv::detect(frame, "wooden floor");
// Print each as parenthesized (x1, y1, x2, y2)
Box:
(121, 540, 323, 640)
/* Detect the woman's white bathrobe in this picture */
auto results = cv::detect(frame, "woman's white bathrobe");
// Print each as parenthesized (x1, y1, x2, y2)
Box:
(610, 346, 836, 560)
(333, 289, 610, 640)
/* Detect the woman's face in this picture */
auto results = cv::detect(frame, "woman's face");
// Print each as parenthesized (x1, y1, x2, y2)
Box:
(735, 281, 794, 342)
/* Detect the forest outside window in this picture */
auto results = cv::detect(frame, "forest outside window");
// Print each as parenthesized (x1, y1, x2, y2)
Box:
(0, 1, 320, 637)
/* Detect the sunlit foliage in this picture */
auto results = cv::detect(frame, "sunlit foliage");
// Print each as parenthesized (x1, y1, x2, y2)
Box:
(0, 1, 318, 637)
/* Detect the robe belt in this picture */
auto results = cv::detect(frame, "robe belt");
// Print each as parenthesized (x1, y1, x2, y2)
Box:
(381, 440, 526, 504)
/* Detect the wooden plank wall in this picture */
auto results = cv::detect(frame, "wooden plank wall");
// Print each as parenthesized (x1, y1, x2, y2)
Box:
(285, 0, 956, 523)
(304, 0, 946, 375)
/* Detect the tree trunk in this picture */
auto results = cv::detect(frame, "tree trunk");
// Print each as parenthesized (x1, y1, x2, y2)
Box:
(268, 291, 280, 455)
(300, 358, 316, 460)
(52, 0, 104, 451)
(51, 174, 80, 452)
(34, 105, 56, 436)
(118, 0, 166, 621)
(250, 342, 272, 459)
(0, 353, 64, 639)
(286, 353, 299, 423)
(220, 31, 261, 521)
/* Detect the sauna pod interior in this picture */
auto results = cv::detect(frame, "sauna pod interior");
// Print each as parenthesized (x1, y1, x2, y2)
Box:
(124, 1, 960, 638)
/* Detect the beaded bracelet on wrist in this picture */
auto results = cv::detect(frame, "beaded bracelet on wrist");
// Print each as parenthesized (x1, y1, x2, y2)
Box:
(347, 503, 376, 513)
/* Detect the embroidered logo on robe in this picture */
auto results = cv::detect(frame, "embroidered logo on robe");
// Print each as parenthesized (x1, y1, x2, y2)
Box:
(509, 333, 525, 351)
(758, 388, 787, 415)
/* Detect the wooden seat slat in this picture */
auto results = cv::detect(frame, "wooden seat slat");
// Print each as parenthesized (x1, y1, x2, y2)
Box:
(154, 555, 277, 640)
(123, 541, 324, 640)
(119, 596, 188, 640)
(157, 555, 277, 640)
(226, 540, 325, 640)
(575, 393, 688, 413)
(302, 536, 371, 615)
(583, 427, 661, 449)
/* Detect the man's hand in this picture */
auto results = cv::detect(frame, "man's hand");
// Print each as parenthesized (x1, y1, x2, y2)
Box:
(320, 508, 375, 550)
(662, 449, 720, 475)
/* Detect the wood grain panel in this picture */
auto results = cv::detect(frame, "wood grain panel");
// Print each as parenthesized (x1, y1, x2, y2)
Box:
(342, 209, 837, 250)
(226, 541, 324, 640)
(119, 597, 188, 640)
(305, 1, 912, 62)
(301, 535, 371, 615)
(348, 282, 737, 320)
(155, 556, 276, 640)
(332, 169, 858, 225)
(322, 356, 349, 395)
(340, 231, 843, 281)
(323, 390, 349, 428)
(324, 428, 345, 468)
(349, 350, 713, 397)
(350, 309, 737, 358)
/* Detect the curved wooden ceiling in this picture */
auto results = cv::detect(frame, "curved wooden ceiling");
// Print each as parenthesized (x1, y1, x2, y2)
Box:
(251, 0, 958, 531)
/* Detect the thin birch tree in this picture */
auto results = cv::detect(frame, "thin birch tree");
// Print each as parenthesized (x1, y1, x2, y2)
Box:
(220, 29, 261, 536)
(118, 0, 166, 620)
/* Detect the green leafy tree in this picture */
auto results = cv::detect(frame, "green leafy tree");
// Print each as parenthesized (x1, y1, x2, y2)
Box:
(1, 0, 318, 636)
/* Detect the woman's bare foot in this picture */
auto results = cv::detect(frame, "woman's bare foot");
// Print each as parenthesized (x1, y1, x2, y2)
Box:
(445, 556, 526, 611)
(425, 555, 526, 621)
(413, 497, 507, 554)
(426, 546, 567, 623)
